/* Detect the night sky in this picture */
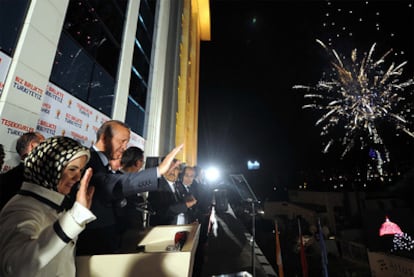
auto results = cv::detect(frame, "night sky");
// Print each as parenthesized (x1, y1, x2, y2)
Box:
(197, 0, 414, 200)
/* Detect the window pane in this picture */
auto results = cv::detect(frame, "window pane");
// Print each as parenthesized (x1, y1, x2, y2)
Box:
(126, 96, 145, 135)
(132, 44, 149, 82)
(88, 65, 115, 116)
(0, 0, 30, 55)
(50, 32, 94, 102)
(136, 22, 152, 58)
(91, 0, 124, 43)
(129, 71, 147, 108)
(63, 0, 122, 79)
(138, 0, 155, 40)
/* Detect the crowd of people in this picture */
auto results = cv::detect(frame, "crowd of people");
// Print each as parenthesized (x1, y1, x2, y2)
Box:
(0, 119, 213, 276)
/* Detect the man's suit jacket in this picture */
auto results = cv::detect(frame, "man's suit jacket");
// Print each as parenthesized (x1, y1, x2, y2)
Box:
(76, 148, 159, 255)
(148, 177, 188, 226)
(175, 181, 201, 223)
(0, 162, 24, 209)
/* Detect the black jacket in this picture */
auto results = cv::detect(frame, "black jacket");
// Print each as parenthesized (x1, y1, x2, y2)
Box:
(0, 162, 25, 210)
(147, 177, 189, 226)
(76, 148, 159, 255)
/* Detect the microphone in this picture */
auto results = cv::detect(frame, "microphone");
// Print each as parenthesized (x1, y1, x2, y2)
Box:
(174, 231, 188, 250)
(166, 231, 188, 251)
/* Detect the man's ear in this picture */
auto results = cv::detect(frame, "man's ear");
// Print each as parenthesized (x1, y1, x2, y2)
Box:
(134, 160, 141, 168)
(28, 141, 37, 152)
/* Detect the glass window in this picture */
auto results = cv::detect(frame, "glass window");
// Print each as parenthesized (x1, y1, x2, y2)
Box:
(51, 0, 126, 117)
(88, 65, 116, 116)
(126, 96, 145, 134)
(115, 0, 128, 14)
(136, 20, 152, 58)
(91, 0, 125, 43)
(63, 0, 122, 79)
(0, 0, 30, 55)
(50, 33, 94, 102)
(51, 33, 116, 117)
(51, 0, 157, 129)
(126, 0, 156, 135)
(129, 69, 147, 108)
(138, 0, 155, 40)
(132, 44, 149, 82)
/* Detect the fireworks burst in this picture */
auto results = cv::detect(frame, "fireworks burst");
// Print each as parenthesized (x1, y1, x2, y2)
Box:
(293, 39, 414, 179)
(392, 233, 414, 252)
(378, 216, 414, 253)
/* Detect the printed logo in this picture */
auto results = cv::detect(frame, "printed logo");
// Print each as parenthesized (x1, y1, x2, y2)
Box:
(13, 76, 43, 100)
(1, 118, 34, 136)
(36, 119, 56, 136)
(77, 103, 92, 118)
(45, 84, 63, 103)
(65, 113, 83, 128)
(41, 102, 51, 115)
(71, 131, 88, 145)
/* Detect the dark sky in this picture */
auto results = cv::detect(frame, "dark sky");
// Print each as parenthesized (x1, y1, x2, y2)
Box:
(197, 0, 414, 199)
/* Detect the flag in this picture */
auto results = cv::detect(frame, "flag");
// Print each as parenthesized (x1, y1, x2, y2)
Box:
(275, 220, 284, 277)
(207, 206, 218, 237)
(298, 217, 308, 277)
(318, 218, 329, 277)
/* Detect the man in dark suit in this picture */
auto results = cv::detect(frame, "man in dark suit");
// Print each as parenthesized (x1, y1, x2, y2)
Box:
(176, 166, 201, 223)
(76, 120, 183, 255)
(119, 146, 146, 230)
(0, 132, 45, 209)
(148, 160, 197, 226)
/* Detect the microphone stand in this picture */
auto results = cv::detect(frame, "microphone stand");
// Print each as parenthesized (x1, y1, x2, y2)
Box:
(133, 201, 155, 228)
(247, 199, 258, 277)
(230, 174, 260, 277)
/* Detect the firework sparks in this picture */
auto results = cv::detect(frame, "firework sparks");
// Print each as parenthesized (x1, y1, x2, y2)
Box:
(293, 39, 414, 179)
(392, 233, 414, 252)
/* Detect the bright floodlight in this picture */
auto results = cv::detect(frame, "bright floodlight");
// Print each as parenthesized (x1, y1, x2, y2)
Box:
(205, 166, 220, 183)
(247, 160, 260, 170)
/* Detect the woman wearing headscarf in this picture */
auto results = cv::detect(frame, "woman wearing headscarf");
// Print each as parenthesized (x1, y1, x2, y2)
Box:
(0, 136, 96, 277)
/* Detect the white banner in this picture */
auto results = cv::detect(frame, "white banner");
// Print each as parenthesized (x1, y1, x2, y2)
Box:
(0, 51, 12, 96)
(1, 81, 145, 172)
(37, 82, 145, 149)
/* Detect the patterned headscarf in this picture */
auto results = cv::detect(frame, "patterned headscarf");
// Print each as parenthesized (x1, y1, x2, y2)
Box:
(24, 136, 90, 191)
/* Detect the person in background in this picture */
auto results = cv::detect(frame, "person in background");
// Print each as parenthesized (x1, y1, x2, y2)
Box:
(0, 136, 95, 277)
(110, 147, 145, 235)
(187, 165, 209, 277)
(118, 146, 147, 241)
(0, 132, 45, 209)
(0, 144, 5, 172)
(193, 165, 213, 217)
(179, 166, 197, 193)
(76, 120, 183, 255)
(119, 145, 146, 214)
(121, 146, 145, 173)
(176, 166, 200, 223)
(148, 159, 197, 226)
(194, 165, 205, 186)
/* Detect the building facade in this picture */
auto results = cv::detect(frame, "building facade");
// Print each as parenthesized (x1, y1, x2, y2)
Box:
(0, 0, 210, 170)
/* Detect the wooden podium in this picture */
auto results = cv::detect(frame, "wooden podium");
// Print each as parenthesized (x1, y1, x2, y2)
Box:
(76, 223, 200, 277)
